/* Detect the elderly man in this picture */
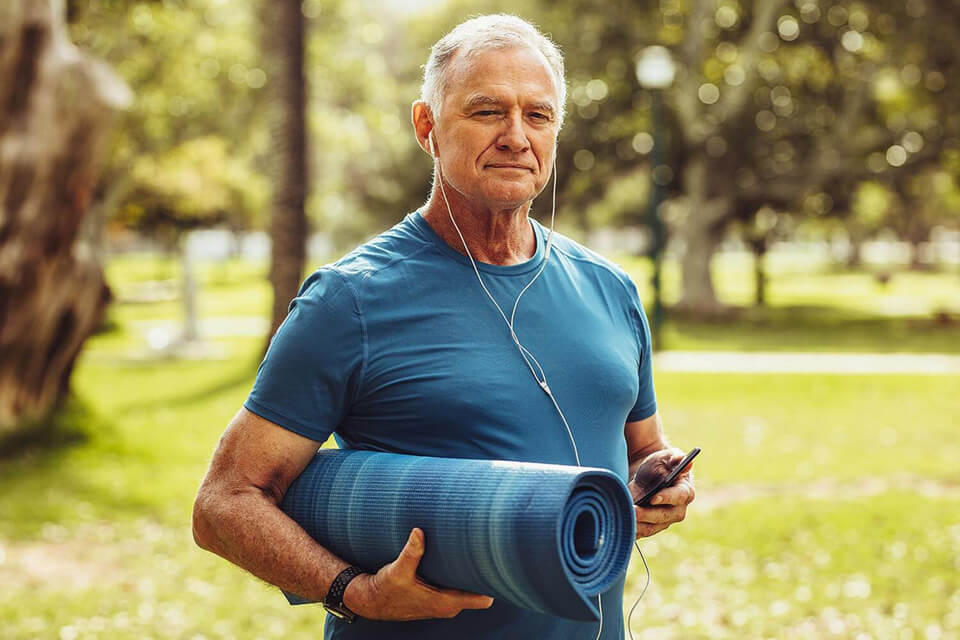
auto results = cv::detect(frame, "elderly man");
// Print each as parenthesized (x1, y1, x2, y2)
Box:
(193, 14, 695, 640)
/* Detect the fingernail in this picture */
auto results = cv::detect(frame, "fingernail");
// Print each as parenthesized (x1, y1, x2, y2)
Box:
(652, 497, 662, 505)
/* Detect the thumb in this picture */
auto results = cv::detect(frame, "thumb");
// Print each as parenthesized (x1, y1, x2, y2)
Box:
(394, 527, 425, 578)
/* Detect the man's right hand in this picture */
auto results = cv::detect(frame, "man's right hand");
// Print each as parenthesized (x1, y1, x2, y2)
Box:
(342, 527, 494, 621)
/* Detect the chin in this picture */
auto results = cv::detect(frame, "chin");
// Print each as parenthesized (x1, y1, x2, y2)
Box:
(482, 186, 537, 208)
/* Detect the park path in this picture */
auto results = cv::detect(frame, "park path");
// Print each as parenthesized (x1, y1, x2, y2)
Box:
(655, 351, 960, 374)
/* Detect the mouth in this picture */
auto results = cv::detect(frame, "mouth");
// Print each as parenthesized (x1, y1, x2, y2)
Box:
(485, 164, 533, 171)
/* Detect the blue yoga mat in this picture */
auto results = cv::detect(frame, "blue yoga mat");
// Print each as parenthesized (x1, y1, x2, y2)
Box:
(279, 448, 635, 621)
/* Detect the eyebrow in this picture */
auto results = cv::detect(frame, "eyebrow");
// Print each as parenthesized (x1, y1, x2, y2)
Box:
(463, 94, 556, 117)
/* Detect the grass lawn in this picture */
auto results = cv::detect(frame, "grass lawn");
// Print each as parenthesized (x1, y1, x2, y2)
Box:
(617, 253, 960, 353)
(0, 253, 957, 638)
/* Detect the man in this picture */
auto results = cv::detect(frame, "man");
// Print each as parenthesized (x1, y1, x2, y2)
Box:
(193, 14, 695, 639)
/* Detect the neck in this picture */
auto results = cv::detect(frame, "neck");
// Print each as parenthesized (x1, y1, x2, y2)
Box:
(421, 180, 536, 266)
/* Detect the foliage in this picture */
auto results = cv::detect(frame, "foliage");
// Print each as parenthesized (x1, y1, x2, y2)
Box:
(68, 0, 960, 295)
(69, 0, 270, 238)
(116, 136, 267, 242)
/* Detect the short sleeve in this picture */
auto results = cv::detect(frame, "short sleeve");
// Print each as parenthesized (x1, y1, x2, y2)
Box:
(625, 279, 658, 422)
(243, 269, 365, 442)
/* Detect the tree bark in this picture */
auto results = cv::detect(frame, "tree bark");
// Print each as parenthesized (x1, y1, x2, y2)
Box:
(0, 0, 130, 434)
(846, 233, 864, 269)
(750, 238, 768, 307)
(675, 158, 729, 313)
(261, 0, 308, 340)
(677, 214, 725, 313)
(180, 240, 199, 342)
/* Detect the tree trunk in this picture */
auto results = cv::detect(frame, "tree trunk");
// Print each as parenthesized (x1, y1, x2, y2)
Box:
(0, 0, 130, 434)
(675, 159, 729, 314)
(678, 216, 724, 313)
(846, 231, 864, 269)
(180, 239, 199, 342)
(261, 0, 308, 340)
(750, 238, 768, 307)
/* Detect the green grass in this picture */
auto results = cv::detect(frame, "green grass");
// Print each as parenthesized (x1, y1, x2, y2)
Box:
(624, 493, 960, 639)
(0, 253, 958, 638)
(616, 254, 960, 353)
(656, 373, 960, 485)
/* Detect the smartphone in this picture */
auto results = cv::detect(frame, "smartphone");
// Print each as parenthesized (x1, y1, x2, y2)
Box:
(634, 447, 700, 506)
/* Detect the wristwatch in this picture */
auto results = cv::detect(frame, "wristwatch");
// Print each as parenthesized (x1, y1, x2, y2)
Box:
(323, 565, 364, 623)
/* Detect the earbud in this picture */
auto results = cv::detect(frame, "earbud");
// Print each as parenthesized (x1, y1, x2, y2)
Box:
(428, 131, 436, 158)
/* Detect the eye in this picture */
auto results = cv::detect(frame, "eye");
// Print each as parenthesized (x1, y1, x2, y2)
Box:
(474, 110, 500, 117)
(529, 112, 549, 121)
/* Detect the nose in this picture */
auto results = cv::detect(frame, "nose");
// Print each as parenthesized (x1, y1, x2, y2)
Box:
(495, 113, 530, 154)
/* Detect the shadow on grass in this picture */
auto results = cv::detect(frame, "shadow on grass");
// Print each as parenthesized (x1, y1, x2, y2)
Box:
(0, 397, 103, 461)
(111, 361, 258, 417)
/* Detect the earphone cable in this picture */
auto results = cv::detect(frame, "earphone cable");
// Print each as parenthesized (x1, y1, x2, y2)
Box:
(627, 540, 650, 640)
(432, 135, 613, 639)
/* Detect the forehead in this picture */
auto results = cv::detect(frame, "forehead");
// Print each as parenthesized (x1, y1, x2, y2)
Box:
(442, 46, 560, 110)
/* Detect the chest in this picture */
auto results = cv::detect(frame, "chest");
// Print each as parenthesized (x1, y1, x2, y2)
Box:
(338, 272, 640, 466)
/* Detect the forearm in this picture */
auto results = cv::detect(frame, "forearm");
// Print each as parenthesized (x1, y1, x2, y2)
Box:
(193, 486, 350, 602)
(624, 412, 673, 477)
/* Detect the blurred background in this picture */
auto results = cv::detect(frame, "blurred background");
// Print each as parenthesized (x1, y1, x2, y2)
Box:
(0, 0, 957, 638)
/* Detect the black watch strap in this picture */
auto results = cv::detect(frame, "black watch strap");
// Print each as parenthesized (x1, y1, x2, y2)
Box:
(323, 565, 364, 623)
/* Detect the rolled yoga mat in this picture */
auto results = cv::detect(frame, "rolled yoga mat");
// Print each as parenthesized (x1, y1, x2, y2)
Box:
(279, 448, 635, 621)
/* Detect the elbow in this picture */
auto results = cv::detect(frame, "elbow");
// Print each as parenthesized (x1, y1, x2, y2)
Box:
(192, 489, 217, 551)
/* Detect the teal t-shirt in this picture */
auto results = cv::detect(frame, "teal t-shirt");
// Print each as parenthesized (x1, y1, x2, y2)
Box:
(244, 210, 657, 639)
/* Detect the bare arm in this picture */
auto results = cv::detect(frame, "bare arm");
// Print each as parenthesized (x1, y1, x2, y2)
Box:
(624, 412, 696, 538)
(192, 407, 350, 602)
(625, 412, 670, 479)
(192, 407, 493, 619)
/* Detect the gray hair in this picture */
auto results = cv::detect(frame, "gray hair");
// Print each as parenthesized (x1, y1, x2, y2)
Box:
(420, 14, 567, 128)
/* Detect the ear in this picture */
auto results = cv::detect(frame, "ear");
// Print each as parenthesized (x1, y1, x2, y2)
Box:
(411, 101, 435, 158)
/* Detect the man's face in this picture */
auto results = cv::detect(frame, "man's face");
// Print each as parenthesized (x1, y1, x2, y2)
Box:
(431, 46, 561, 210)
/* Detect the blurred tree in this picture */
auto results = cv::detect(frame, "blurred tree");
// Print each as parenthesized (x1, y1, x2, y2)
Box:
(260, 0, 309, 339)
(732, 204, 795, 306)
(51, 0, 959, 324)
(846, 181, 893, 267)
(302, 0, 435, 246)
(67, 0, 270, 252)
(886, 164, 959, 270)
(0, 0, 130, 434)
(428, 0, 960, 313)
(115, 136, 266, 344)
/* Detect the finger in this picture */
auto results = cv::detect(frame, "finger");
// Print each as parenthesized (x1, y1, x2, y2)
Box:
(666, 448, 687, 464)
(413, 577, 495, 609)
(636, 522, 670, 539)
(649, 481, 695, 507)
(635, 504, 675, 525)
(393, 528, 425, 579)
(437, 588, 495, 610)
(636, 504, 686, 525)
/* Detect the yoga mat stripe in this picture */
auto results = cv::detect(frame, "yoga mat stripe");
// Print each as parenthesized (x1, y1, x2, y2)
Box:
(280, 449, 635, 621)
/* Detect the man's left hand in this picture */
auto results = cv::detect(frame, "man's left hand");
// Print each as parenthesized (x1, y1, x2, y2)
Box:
(627, 448, 696, 539)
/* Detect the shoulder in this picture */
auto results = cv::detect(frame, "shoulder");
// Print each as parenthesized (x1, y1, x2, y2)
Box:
(298, 214, 433, 308)
(538, 222, 640, 300)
